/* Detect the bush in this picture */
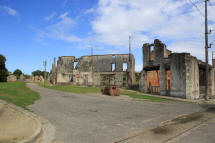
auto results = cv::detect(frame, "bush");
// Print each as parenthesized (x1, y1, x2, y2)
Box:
(0, 54, 9, 82)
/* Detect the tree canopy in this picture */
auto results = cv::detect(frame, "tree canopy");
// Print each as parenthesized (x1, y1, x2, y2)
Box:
(13, 69, 22, 79)
(0, 54, 9, 82)
(32, 70, 49, 78)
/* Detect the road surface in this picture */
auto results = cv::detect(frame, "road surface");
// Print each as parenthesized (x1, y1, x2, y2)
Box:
(27, 83, 212, 143)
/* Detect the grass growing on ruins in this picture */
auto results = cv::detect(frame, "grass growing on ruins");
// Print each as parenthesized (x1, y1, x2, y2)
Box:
(0, 82, 40, 110)
(120, 90, 176, 102)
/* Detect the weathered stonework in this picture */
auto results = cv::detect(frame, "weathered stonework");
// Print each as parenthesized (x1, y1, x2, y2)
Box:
(7, 74, 17, 82)
(19, 74, 26, 81)
(139, 39, 215, 99)
(51, 54, 136, 87)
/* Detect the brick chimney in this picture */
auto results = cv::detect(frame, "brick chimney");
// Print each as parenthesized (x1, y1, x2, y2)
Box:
(54, 57, 56, 69)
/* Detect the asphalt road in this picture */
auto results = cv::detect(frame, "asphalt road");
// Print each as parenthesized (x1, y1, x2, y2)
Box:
(27, 83, 210, 143)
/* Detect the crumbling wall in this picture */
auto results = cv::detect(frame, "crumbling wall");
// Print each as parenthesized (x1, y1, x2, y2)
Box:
(154, 39, 166, 62)
(143, 43, 151, 67)
(169, 53, 186, 98)
(210, 68, 215, 97)
(54, 54, 136, 87)
(185, 55, 199, 99)
(50, 57, 57, 84)
(139, 70, 147, 92)
(7, 74, 17, 82)
(139, 39, 214, 100)
(56, 56, 75, 83)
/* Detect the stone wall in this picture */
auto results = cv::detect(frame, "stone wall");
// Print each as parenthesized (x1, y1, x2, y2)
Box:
(169, 53, 187, 98)
(56, 56, 75, 83)
(54, 54, 136, 87)
(185, 55, 199, 99)
(7, 74, 17, 82)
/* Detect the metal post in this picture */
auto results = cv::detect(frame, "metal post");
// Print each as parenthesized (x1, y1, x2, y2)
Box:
(205, 0, 209, 100)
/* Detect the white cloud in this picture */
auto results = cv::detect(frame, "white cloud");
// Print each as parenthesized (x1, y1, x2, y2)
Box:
(90, 0, 215, 60)
(85, 8, 95, 14)
(0, 6, 18, 16)
(36, 12, 82, 43)
(44, 12, 57, 21)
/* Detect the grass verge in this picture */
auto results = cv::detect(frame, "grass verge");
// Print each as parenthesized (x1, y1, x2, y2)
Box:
(0, 82, 40, 110)
(38, 83, 176, 102)
(120, 89, 176, 102)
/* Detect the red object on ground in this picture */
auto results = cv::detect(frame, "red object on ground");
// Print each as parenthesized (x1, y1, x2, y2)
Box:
(101, 86, 120, 96)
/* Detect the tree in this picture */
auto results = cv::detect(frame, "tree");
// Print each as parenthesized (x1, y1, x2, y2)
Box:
(32, 70, 49, 78)
(42, 71, 49, 79)
(32, 70, 43, 77)
(13, 69, 22, 79)
(0, 54, 9, 82)
(135, 72, 140, 82)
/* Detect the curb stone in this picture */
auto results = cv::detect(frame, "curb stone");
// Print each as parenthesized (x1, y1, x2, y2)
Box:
(0, 99, 54, 143)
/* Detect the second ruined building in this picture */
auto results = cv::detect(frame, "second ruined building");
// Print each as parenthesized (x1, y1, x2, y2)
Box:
(139, 39, 215, 100)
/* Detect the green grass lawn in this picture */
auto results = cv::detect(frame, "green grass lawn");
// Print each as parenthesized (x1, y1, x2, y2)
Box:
(0, 82, 40, 110)
(39, 83, 176, 102)
(120, 90, 176, 102)
(39, 83, 101, 94)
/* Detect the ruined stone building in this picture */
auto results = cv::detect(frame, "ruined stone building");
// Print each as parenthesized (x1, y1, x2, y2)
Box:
(139, 39, 215, 99)
(50, 54, 136, 87)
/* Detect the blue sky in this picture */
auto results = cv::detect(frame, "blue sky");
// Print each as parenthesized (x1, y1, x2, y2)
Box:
(0, 0, 215, 74)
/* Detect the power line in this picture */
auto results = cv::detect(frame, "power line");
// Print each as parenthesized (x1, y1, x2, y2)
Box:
(186, 0, 205, 17)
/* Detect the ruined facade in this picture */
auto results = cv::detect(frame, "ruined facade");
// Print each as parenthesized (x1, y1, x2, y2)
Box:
(139, 39, 215, 99)
(7, 73, 17, 82)
(50, 54, 136, 87)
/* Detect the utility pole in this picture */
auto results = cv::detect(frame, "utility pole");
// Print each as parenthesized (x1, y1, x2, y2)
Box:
(212, 51, 215, 67)
(128, 35, 132, 87)
(43, 60, 47, 87)
(205, 0, 209, 100)
(129, 35, 131, 62)
(91, 47, 94, 85)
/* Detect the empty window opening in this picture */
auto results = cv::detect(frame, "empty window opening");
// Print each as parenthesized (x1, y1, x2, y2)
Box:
(74, 62, 78, 69)
(112, 55, 116, 59)
(123, 63, 127, 71)
(150, 46, 155, 61)
(111, 63, 115, 71)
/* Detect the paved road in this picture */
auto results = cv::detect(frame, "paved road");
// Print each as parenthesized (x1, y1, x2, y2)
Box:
(27, 83, 211, 143)
(174, 117, 215, 143)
